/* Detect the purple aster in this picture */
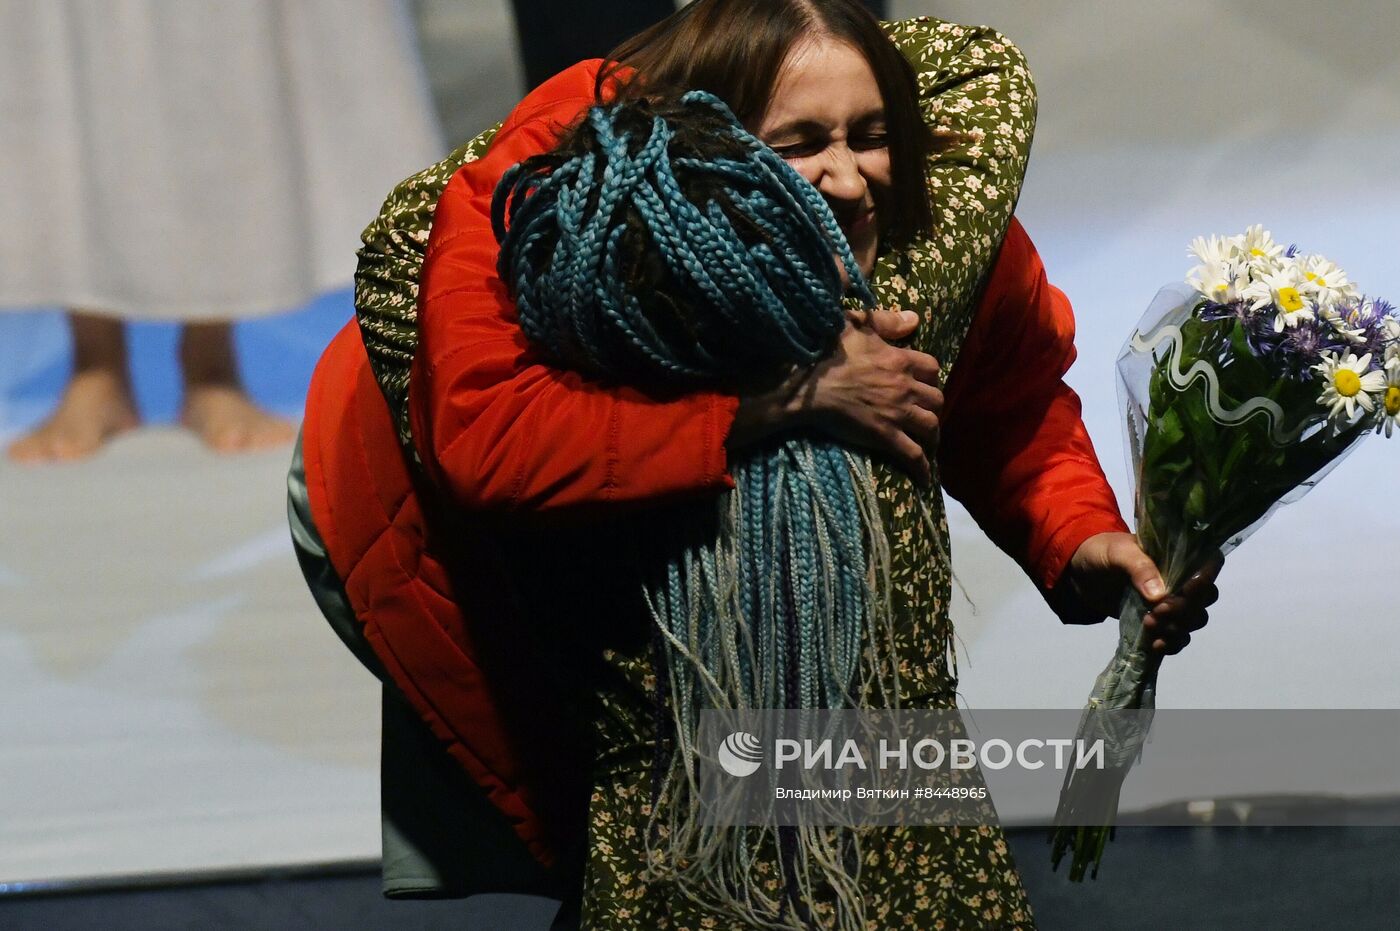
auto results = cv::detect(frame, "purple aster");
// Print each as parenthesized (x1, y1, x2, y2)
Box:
(1198, 298, 1252, 326)
(1272, 321, 1334, 381)
(1328, 298, 1391, 357)
(1245, 305, 1287, 356)
(1373, 297, 1399, 348)
(1200, 298, 1282, 359)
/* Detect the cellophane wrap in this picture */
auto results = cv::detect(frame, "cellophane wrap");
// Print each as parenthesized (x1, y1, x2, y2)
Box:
(1050, 282, 1375, 880)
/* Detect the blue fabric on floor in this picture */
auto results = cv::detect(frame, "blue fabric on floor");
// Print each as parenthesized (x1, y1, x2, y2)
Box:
(0, 291, 353, 431)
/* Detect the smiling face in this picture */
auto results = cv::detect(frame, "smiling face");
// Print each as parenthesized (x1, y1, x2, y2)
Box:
(755, 35, 892, 279)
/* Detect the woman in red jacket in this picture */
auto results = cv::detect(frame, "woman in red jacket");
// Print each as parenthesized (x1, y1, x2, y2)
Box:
(294, 1, 1221, 927)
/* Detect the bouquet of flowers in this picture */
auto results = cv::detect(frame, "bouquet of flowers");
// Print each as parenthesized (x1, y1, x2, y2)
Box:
(1050, 226, 1399, 880)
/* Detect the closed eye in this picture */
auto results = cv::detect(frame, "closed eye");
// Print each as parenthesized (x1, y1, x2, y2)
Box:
(770, 140, 823, 159)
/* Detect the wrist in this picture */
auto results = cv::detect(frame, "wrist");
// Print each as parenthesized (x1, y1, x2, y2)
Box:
(1046, 569, 1112, 625)
(727, 365, 810, 451)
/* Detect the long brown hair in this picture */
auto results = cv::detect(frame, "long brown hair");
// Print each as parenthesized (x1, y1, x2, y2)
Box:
(597, 0, 939, 248)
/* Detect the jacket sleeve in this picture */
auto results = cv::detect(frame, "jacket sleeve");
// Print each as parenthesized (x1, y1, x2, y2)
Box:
(409, 65, 740, 514)
(938, 218, 1131, 623)
(353, 117, 502, 454)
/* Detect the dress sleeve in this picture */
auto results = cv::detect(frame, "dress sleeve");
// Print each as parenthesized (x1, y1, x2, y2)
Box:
(410, 65, 740, 514)
(353, 118, 502, 454)
(938, 218, 1131, 623)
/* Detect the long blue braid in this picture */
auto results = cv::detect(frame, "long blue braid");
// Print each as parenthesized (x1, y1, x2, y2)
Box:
(494, 91, 901, 931)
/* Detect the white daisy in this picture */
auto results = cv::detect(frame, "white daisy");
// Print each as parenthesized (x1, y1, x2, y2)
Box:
(1188, 259, 1248, 303)
(1377, 366, 1400, 437)
(1320, 306, 1369, 346)
(1297, 254, 1357, 309)
(1232, 224, 1285, 266)
(1188, 234, 1234, 269)
(1384, 317, 1400, 371)
(1242, 266, 1314, 331)
(1314, 350, 1386, 422)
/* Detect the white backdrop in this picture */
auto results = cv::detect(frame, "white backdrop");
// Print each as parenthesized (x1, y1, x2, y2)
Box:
(918, 0, 1400, 711)
(0, 0, 1396, 886)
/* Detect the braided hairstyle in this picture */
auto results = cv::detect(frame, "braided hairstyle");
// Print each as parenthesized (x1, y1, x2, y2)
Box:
(492, 90, 874, 389)
(490, 92, 902, 931)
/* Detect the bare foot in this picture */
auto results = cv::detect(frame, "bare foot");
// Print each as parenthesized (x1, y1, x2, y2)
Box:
(177, 320, 295, 453)
(181, 383, 296, 453)
(7, 370, 140, 464)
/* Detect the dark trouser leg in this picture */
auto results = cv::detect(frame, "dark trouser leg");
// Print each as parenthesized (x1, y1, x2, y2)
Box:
(549, 884, 583, 931)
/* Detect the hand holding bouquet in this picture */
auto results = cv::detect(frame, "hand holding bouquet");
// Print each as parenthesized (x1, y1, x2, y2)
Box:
(1051, 226, 1399, 880)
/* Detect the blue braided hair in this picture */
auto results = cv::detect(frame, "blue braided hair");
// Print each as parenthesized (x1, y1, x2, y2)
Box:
(493, 90, 874, 386)
(492, 91, 901, 931)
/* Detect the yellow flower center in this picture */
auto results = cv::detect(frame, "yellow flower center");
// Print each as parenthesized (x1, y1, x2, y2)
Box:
(1387, 385, 1400, 415)
(1212, 282, 1229, 295)
(1278, 287, 1305, 312)
(1250, 247, 1266, 257)
(1334, 369, 1361, 397)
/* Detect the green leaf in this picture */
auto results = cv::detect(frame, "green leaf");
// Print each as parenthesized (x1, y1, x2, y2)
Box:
(1185, 481, 1208, 520)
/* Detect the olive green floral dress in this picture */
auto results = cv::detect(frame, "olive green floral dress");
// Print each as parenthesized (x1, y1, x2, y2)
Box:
(352, 17, 1039, 930)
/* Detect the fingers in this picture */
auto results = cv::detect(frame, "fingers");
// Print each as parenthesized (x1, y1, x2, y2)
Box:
(1066, 535, 1221, 655)
(806, 317, 940, 485)
(864, 308, 919, 341)
(1112, 538, 1166, 602)
(903, 405, 941, 448)
(902, 348, 942, 388)
(885, 362, 942, 457)
(1145, 614, 1203, 654)
(884, 427, 931, 487)
(1149, 630, 1191, 655)
(909, 381, 944, 416)
(1182, 563, 1224, 598)
(1145, 557, 1222, 654)
(853, 310, 941, 383)
(1144, 593, 1211, 655)
(1179, 578, 1220, 609)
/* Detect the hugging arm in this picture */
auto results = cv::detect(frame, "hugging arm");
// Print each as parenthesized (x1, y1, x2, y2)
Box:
(409, 64, 944, 514)
(410, 76, 743, 513)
